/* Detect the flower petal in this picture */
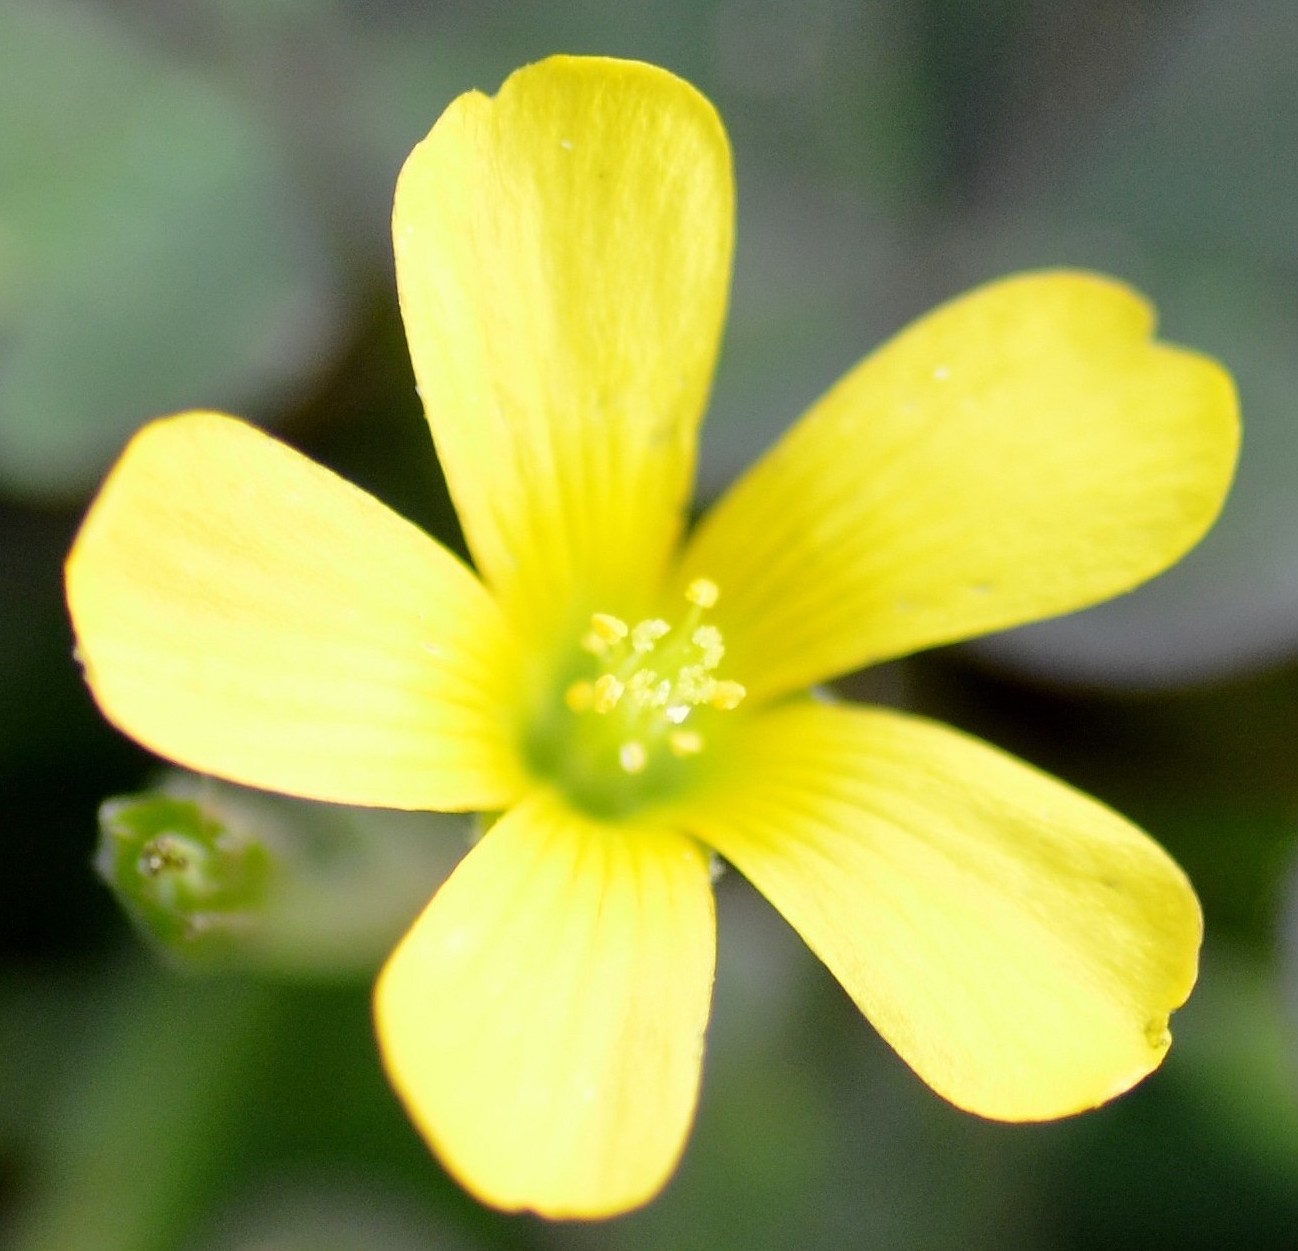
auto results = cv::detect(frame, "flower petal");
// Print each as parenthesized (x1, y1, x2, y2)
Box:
(679, 271, 1239, 702)
(66, 413, 524, 810)
(681, 699, 1201, 1121)
(374, 791, 715, 1217)
(394, 56, 734, 640)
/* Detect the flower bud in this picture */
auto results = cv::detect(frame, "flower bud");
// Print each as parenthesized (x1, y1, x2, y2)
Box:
(96, 775, 466, 976)
(96, 789, 272, 965)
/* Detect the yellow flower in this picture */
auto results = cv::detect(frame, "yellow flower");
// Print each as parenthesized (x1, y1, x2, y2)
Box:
(65, 56, 1238, 1218)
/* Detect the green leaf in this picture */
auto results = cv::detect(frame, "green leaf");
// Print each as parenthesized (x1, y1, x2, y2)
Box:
(0, 0, 342, 499)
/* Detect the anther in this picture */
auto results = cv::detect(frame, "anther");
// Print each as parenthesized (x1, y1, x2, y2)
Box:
(646, 678, 672, 708)
(619, 741, 648, 774)
(685, 578, 719, 609)
(591, 613, 629, 644)
(562, 579, 742, 785)
(592, 673, 625, 713)
(709, 680, 747, 711)
(565, 680, 595, 712)
(631, 619, 670, 653)
(582, 612, 629, 655)
(674, 666, 713, 703)
(668, 729, 704, 757)
(691, 625, 724, 669)
(626, 670, 660, 705)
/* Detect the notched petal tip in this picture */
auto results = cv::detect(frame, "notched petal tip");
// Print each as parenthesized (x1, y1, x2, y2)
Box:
(682, 266, 1242, 701)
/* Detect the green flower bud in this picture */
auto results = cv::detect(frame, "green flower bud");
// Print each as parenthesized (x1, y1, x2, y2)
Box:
(96, 776, 466, 976)
(97, 791, 273, 963)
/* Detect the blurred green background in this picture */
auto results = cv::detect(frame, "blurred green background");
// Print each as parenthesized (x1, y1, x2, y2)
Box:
(4, 1, 1298, 1247)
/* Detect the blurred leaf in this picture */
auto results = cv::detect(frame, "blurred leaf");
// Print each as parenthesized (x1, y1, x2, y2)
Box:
(0, 961, 513, 1251)
(193, 1175, 461, 1251)
(2, 966, 273, 1251)
(0, 0, 343, 499)
(1058, 0, 1298, 264)
(699, 180, 903, 499)
(1175, 940, 1298, 1189)
(699, 0, 940, 498)
(1044, 939, 1298, 1250)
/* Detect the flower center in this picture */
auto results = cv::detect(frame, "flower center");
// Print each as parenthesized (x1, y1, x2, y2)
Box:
(523, 578, 746, 818)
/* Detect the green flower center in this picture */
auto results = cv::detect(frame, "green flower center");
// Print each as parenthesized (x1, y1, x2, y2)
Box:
(523, 578, 746, 819)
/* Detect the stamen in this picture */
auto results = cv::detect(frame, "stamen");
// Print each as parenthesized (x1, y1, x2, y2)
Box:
(561, 579, 742, 786)
(582, 612, 629, 655)
(592, 673, 624, 713)
(646, 678, 672, 709)
(619, 741, 648, 773)
(631, 619, 671, 653)
(668, 729, 704, 757)
(709, 680, 747, 711)
(674, 665, 714, 703)
(691, 625, 724, 669)
(626, 670, 660, 705)
(685, 578, 719, 609)
(590, 613, 629, 644)
(565, 680, 595, 712)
